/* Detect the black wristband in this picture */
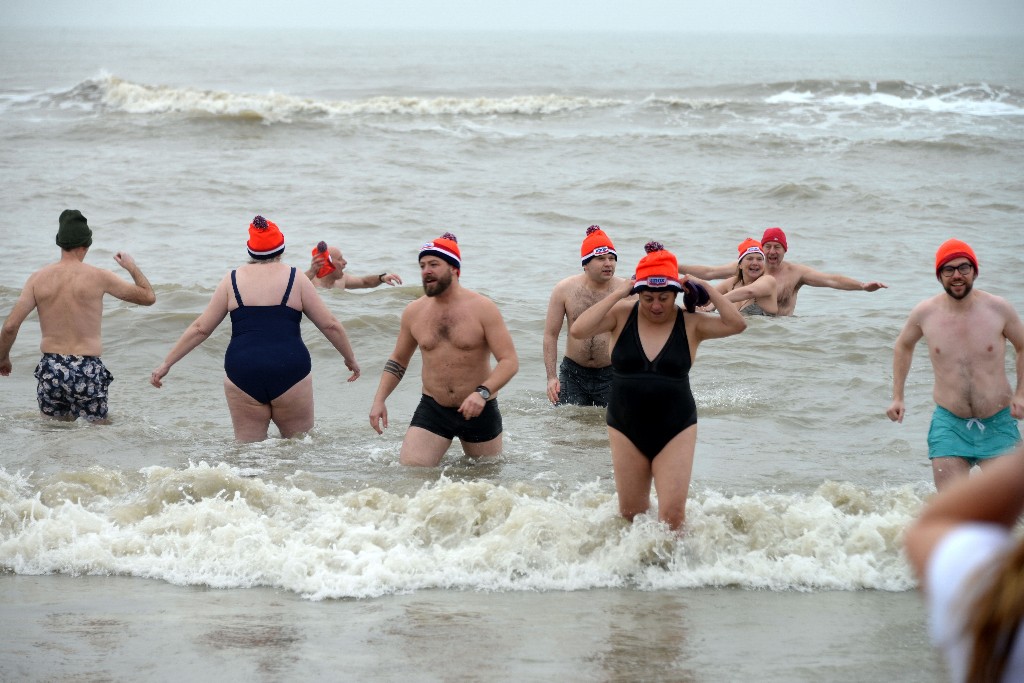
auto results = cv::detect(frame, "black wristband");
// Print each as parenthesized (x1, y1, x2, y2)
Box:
(378, 272, 386, 283)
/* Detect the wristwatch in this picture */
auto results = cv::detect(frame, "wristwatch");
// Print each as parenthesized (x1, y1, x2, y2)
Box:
(475, 385, 491, 400)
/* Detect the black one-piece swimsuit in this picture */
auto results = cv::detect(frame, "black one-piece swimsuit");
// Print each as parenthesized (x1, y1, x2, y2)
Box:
(606, 303, 697, 460)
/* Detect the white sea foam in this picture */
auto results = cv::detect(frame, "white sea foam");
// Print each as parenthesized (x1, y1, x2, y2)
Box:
(0, 463, 924, 600)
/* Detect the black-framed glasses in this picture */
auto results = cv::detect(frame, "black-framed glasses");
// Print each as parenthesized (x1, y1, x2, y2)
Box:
(940, 263, 974, 277)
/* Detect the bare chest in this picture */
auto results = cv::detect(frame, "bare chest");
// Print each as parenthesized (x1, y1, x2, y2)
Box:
(565, 286, 615, 323)
(413, 309, 484, 353)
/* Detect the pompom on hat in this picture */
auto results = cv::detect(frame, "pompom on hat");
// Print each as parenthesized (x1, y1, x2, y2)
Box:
(580, 225, 617, 266)
(761, 227, 787, 251)
(633, 241, 682, 293)
(633, 241, 710, 312)
(56, 209, 93, 249)
(419, 232, 461, 270)
(736, 237, 764, 262)
(934, 238, 978, 278)
(247, 215, 285, 260)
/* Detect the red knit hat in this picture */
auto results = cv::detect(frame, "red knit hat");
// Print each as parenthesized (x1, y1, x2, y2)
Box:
(934, 238, 978, 278)
(419, 232, 461, 270)
(736, 237, 764, 262)
(580, 225, 617, 266)
(761, 227, 787, 251)
(247, 215, 285, 260)
(632, 241, 682, 293)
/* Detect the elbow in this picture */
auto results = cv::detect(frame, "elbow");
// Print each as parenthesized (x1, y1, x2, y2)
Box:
(141, 291, 157, 306)
(733, 318, 748, 334)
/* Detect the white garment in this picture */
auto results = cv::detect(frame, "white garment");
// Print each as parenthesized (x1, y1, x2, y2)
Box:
(927, 523, 1024, 682)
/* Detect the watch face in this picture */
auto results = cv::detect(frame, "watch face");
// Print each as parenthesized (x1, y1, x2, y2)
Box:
(477, 387, 490, 399)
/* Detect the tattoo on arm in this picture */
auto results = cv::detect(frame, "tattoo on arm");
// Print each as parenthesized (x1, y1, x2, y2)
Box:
(383, 359, 406, 381)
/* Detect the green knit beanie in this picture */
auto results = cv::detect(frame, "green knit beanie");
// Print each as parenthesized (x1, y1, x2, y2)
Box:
(56, 209, 93, 249)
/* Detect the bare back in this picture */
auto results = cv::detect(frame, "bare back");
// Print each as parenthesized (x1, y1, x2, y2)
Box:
(407, 288, 504, 407)
(32, 260, 119, 356)
(916, 290, 1017, 418)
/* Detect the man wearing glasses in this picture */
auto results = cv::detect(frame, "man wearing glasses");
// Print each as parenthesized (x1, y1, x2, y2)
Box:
(887, 239, 1024, 490)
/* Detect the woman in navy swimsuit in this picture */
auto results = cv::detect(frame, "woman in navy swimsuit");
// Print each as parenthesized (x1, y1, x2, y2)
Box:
(151, 216, 360, 442)
(571, 241, 746, 531)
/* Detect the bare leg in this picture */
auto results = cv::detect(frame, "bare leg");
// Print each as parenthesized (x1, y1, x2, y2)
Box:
(607, 427, 654, 522)
(932, 456, 972, 491)
(400, 426, 455, 467)
(650, 426, 697, 531)
(224, 378, 272, 443)
(268, 374, 314, 439)
(461, 434, 502, 461)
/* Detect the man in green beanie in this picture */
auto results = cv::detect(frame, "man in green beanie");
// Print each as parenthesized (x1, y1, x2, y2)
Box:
(0, 209, 156, 422)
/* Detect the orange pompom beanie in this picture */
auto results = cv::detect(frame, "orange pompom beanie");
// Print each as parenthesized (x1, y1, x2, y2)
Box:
(419, 232, 461, 270)
(736, 237, 764, 262)
(633, 241, 682, 292)
(247, 215, 285, 260)
(580, 225, 617, 266)
(761, 227, 788, 251)
(934, 238, 978, 278)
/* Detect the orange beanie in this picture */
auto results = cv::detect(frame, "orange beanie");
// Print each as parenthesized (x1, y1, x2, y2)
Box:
(934, 238, 978, 278)
(580, 225, 617, 266)
(419, 232, 461, 270)
(736, 237, 764, 262)
(633, 241, 682, 292)
(247, 215, 285, 260)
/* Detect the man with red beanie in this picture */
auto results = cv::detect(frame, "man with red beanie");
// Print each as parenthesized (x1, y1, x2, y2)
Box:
(305, 243, 403, 290)
(679, 226, 887, 315)
(369, 232, 519, 466)
(543, 225, 631, 406)
(887, 238, 1024, 490)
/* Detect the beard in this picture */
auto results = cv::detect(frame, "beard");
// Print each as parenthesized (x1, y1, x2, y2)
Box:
(423, 269, 453, 297)
(944, 279, 973, 300)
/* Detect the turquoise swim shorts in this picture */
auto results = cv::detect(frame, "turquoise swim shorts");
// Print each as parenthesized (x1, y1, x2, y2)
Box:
(927, 405, 1021, 464)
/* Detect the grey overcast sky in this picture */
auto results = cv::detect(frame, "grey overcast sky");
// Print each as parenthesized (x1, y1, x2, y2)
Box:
(3, 0, 1023, 34)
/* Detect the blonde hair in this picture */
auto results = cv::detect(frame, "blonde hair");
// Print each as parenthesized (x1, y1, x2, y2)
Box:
(964, 536, 1024, 683)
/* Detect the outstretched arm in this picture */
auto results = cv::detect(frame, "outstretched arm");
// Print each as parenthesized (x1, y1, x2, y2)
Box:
(801, 267, 886, 292)
(344, 272, 403, 289)
(680, 262, 733, 281)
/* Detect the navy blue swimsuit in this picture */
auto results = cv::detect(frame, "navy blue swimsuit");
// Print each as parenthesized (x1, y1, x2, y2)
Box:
(224, 267, 311, 404)
(606, 303, 697, 460)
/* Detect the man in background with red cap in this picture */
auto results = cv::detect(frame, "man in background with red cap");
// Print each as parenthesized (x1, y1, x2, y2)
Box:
(543, 225, 631, 406)
(305, 243, 403, 290)
(0, 209, 155, 422)
(369, 232, 519, 466)
(680, 226, 886, 315)
(887, 239, 1024, 490)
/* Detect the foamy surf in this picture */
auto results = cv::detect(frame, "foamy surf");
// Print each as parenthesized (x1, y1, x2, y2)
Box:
(0, 463, 924, 600)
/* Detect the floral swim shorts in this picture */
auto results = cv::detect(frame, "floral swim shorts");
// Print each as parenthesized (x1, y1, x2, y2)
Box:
(34, 353, 114, 420)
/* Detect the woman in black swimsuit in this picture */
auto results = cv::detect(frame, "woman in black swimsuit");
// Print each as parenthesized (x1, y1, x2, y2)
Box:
(571, 241, 746, 531)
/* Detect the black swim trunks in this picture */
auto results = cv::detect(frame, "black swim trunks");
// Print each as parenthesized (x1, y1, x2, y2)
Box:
(557, 356, 613, 407)
(34, 353, 114, 420)
(410, 394, 503, 442)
